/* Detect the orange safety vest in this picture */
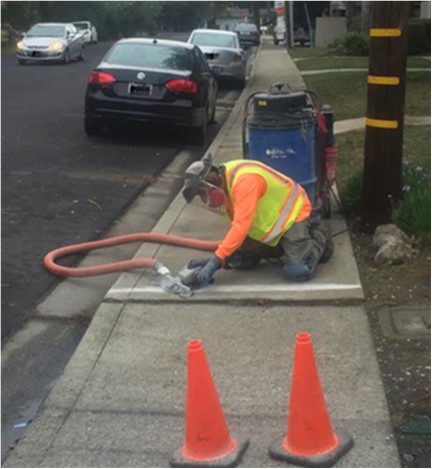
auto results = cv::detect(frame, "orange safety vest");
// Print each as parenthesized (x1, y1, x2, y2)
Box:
(221, 160, 311, 246)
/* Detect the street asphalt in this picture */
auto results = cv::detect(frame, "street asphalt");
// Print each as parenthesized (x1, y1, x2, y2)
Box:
(4, 37, 401, 468)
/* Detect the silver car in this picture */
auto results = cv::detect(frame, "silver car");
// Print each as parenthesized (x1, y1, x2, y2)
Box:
(187, 29, 247, 86)
(16, 23, 85, 65)
(72, 21, 98, 44)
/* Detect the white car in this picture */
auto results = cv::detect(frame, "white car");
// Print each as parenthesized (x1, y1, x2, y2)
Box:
(187, 29, 247, 87)
(72, 21, 98, 44)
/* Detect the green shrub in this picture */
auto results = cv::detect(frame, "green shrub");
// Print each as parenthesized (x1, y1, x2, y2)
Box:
(393, 162, 431, 242)
(1, 30, 9, 43)
(329, 32, 369, 56)
(339, 169, 363, 214)
(407, 18, 431, 55)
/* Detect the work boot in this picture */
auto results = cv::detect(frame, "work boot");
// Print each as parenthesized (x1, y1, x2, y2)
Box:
(282, 261, 312, 282)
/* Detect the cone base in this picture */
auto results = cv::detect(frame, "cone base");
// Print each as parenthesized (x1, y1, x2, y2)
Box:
(171, 434, 249, 468)
(269, 430, 353, 468)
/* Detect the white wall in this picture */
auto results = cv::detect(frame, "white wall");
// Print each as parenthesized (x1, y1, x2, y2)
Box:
(315, 17, 347, 47)
(215, 19, 238, 31)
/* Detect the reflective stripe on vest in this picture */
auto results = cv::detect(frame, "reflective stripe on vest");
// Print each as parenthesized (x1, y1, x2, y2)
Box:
(228, 161, 292, 187)
(223, 160, 304, 246)
(262, 182, 301, 243)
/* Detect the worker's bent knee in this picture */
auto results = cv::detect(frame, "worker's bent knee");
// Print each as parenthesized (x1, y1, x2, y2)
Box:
(282, 262, 313, 282)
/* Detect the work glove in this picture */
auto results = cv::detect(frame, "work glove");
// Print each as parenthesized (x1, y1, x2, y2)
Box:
(187, 257, 212, 269)
(196, 254, 221, 286)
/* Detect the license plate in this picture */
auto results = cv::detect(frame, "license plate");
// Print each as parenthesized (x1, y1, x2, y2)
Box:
(211, 65, 223, 73)
(128, 82, 152, 96)
(205, 53, 220, 61)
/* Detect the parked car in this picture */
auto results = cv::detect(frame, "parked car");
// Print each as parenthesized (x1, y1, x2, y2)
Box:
(16, 22, 85, 65)
(84, 38, 218, 144)
(234, 22, 261, 47)
(294, 28, 310, 47)
(72, 21, 98, 44)
(187, 29, 246, 87)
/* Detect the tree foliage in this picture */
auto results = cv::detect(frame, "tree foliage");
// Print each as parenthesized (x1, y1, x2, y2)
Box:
(1, 1, 232, 39)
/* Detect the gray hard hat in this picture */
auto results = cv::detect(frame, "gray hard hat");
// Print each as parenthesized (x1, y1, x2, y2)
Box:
(182, 153, 214, 202)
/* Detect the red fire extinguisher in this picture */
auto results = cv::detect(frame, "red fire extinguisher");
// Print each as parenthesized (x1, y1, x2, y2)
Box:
(322, 104, 338, 185)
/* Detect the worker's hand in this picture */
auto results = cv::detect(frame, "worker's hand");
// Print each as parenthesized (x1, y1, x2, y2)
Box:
(187, 257, 211, 269)
(196, 254, 221, 285)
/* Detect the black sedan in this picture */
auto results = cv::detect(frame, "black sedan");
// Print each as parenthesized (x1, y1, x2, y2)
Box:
(234, 23, 261, 48)
(84, 38, 218, 144)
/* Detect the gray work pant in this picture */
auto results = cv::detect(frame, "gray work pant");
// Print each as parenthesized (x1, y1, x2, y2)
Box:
(228, 220, 329, 281)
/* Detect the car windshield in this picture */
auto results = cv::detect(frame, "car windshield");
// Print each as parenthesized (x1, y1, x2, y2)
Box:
(104, 43, 193, 71)
(235, 23, 257, 32)
(26, 24, 65, 38)
(74, 23, 90, 31)
(191, 32, 236, 48)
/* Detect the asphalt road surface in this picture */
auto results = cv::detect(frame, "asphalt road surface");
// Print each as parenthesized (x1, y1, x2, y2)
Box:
(1, 40, 243, 341)
(1, 39, 252, 461)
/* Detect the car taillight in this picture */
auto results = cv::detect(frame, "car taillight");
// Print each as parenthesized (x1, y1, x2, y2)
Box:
(88, 71, 116, 85)
(233, 54, 242, 62)
(165, 79, 198, 94)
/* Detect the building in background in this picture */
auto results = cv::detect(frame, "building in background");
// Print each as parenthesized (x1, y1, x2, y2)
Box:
(212, 6, 251, 31)
(211, 2, 430, 47)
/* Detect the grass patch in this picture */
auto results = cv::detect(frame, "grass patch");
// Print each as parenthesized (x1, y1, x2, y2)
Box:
(405, 73, 432, 116)
(296, 56, 368, 71)
(290, 46, 431, 64)
(305, 72, 368, 120)
(294, 55, 429, 71)
(289, 47, 431, 71)
(303, 71, 430, 120)
(289, 47, 329, 59)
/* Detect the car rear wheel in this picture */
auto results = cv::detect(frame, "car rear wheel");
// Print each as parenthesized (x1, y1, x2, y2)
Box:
(78, 46, 85, 61)
(84, 117, 102, 136)
(190, 115, 207, 145)
(236, 77, 246, 89)
(209, 93, 217, 124)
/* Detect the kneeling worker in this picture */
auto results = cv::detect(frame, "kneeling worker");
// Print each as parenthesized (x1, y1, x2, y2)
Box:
(182, 153, 334, 286)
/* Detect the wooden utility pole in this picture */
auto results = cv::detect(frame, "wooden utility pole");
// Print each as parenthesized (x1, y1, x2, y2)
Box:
(284, 1, 293, 49)
(361, 1, 410, 229)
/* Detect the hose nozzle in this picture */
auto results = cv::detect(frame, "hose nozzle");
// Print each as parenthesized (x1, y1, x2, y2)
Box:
(154, 262, 193, 298)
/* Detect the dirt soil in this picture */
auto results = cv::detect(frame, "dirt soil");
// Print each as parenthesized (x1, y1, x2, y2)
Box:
(349, 225, 431, 468)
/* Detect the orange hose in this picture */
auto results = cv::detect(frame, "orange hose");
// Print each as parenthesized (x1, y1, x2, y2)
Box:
(43, 233, 220, 277)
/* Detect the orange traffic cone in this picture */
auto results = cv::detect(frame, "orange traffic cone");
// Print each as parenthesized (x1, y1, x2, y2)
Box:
(269, 332, 353, 467)
(171, 339, 248, 467)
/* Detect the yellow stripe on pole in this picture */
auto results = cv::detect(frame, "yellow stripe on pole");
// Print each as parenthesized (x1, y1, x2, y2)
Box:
(366, 118, 399, 129)
(368, 75, 400, 85)
(369, 28, 402, 37)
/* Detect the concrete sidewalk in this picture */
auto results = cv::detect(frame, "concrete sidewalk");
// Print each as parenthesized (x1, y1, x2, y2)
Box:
(4, 38, 400, 468)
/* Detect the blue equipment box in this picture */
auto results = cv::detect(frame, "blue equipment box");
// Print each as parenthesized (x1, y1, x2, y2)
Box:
(247, 109, 318, 205)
